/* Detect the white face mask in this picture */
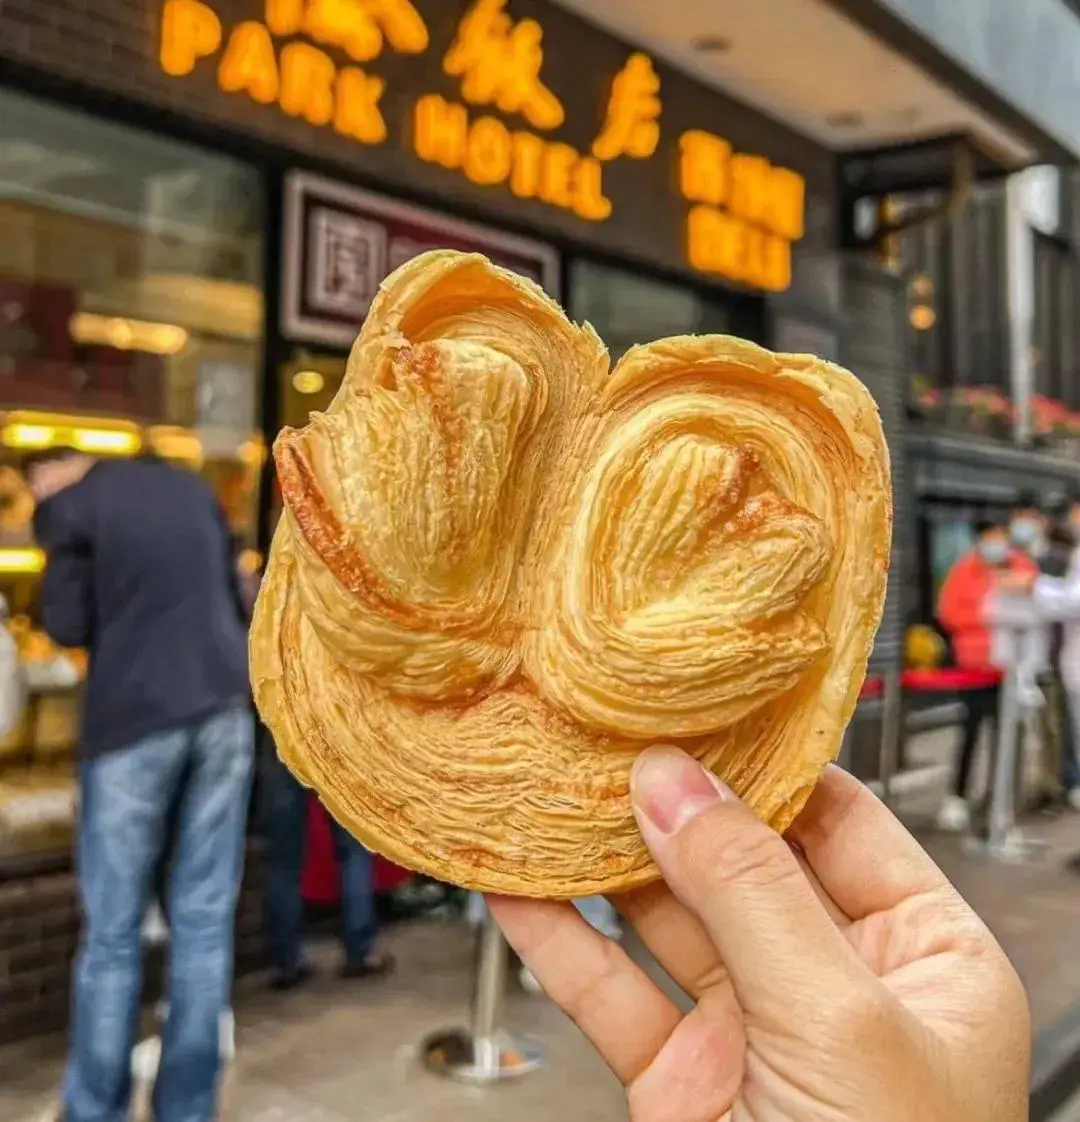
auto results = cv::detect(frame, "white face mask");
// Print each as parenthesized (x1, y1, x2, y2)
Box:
(979, 539, 1009, 566)
(1010, 519, 1039, 548)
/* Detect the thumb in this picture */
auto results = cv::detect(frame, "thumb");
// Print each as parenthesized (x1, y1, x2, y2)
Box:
(631, 746, 861, 1018)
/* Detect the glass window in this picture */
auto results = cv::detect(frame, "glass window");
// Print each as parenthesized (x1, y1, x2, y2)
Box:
(570, 260, 733, 363)
(0, 90, 264, 861)
(898, 186, 1013, 442)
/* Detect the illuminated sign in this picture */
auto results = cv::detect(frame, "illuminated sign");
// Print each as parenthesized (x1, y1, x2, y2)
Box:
(162, 0, 389, 142)
(679, 129, 805, 292)
(443, 0, 564, 130)
(265, 0, 428, 61)
(593, 53, 661, 161)
(413, 95, 610, 221)
(158, 1, 807, 291)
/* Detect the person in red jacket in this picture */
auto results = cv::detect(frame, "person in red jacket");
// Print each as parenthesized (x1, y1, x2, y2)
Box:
(936, 521, 1038, 830)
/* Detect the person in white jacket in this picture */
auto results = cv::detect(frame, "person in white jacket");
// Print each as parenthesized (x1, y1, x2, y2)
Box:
(1001, 504, 1080, 804)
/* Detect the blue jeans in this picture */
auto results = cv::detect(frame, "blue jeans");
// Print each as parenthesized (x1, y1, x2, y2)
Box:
(63, 706, 254, 1122)
(261, 751, 376, 974)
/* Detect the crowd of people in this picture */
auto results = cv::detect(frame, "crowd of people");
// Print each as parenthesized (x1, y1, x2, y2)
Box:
(937, 491, 1080, 833)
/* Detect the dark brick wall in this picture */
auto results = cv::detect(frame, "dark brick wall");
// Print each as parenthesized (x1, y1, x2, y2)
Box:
(0, 840, 267, 1046)
(0, 0, 838, 291)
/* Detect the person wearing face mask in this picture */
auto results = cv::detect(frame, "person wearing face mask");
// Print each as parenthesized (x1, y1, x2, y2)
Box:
(1000, 497, 1080, 807)
(1009, 491, 1049, 560)
(936, 521, 1038, 831)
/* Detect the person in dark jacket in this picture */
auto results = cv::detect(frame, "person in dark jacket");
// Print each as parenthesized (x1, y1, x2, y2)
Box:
(27, 449, 253, 1122)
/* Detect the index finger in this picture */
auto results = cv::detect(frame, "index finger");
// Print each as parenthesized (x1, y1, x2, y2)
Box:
(786, 765, 950, 920)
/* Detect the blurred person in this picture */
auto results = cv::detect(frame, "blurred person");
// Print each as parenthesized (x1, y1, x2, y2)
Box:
(936, 521, 1037, 831)
(1027, 505, 1078, 809)
(28, 448, 253, 1122)
(1001, 496, 1080, 807)
(1009, 489, 1048, 557)
(492, 748, 1029, 1121)
(262, 747, 392, 989)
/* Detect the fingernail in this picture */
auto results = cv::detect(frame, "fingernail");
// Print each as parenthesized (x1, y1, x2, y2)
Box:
(631, 746, 732, 837)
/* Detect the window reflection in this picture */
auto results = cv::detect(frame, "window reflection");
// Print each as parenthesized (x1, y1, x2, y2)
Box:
(0, 90, 264, 859)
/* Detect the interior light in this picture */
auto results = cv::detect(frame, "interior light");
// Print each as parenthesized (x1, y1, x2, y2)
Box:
(238, 548, 263, 575)
(909, 304, 937, 331)
(292, 369, 325, 395)
(69, 312, 189, 356)
(1, 412, 143, 457)
(72, 428, 142, 455)
(148, 425, 205, 466)
(237, 437, 266, 468)
(3, 424, 55, 450)
(0, 548, 46, 575)
(909, 274, 934, 299)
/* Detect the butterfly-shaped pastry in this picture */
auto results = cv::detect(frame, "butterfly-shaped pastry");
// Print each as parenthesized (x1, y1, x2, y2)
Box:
(250, 251, 891, 897)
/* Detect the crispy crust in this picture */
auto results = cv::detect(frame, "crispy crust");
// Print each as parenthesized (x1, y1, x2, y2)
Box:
(249, 251, 891, 897)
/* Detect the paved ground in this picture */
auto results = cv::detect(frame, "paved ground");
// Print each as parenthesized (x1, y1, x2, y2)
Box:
(4, 727, 1080, 1121)
(1056, 1095, 1080, 1122)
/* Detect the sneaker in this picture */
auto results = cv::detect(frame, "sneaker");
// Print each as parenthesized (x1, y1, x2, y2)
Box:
(341, 951, 395, 980)
(936, 795, 971, 833)
(268, 962, 315, 992)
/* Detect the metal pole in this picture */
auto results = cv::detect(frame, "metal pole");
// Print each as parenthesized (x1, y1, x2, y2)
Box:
(422, 907, 544, 1083)
(964, 626, 1045, 863)
(988, 659, 1019, 853)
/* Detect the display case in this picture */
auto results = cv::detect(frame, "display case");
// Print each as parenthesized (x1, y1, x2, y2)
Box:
(0, 89, 265, 869)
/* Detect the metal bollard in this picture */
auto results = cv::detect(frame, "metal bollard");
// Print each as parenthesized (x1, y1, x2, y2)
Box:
(422, 907, 544, 1084)
(965, 630, 1045, 863)
(987, 661, 1020, 855)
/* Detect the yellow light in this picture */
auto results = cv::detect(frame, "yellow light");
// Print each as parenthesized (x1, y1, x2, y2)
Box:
(686, 205, 792, 293)
(412, 96, 611, 222)
(271, 0, 429, 64)
(592, 53, 661, 162)
(69, 313, 189, 356)
(148, 426, 205, 466)
(71, 428, 142, 455)
(238, 548, 263, 575)
(293, 369, 326, 395)
(0, 549, 46, 575)
(3, 424, 55, 450)
(1, 412, 143, 457)
(443, 0, 564, 131)
(238, 437, 267, 468)
(910, 304, 937, 331)
(160, 0, 222, 77)
(910, 274, 934, 299)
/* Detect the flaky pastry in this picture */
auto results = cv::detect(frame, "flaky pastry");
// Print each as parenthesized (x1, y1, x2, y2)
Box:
(250, 251, 891, 897)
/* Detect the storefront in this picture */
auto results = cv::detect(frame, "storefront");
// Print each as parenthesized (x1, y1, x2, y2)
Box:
(0, 0, 842, 1041)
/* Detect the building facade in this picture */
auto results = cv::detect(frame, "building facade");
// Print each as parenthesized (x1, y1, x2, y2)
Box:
(0, 0, 1078, 1045)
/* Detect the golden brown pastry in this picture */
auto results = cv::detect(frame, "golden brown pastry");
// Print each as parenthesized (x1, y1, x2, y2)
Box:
(250, 251, 891, 898)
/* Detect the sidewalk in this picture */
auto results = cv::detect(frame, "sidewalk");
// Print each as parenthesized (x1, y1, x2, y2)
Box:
(5, 728, 1080, 1121)
(1, 918, 628, 1122)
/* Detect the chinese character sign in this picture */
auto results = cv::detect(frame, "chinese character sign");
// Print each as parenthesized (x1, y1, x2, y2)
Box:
(266, 0, 428, 62)
(679, 128, 805, 292)
(443, 0, 565, 130)
(593, 53, 661, 162)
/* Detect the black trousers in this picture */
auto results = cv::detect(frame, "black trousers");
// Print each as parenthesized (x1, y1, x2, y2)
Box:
(955, 685, 1000, 799)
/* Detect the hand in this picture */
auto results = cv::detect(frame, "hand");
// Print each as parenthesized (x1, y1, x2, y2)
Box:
(27, 457, 91, 503)
(996, 569, 1036, 594)
(491, 749, 1029, 1122)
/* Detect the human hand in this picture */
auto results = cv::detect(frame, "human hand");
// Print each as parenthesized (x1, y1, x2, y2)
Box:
(490, 749, 1029, 1121)
(26, 456, 91, 504)
(996, 569, 1036, 595)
